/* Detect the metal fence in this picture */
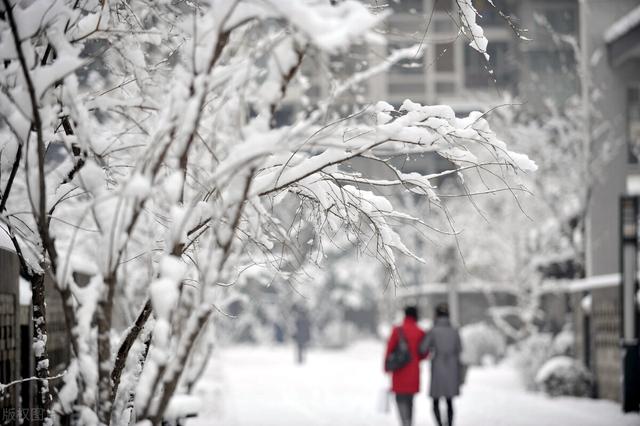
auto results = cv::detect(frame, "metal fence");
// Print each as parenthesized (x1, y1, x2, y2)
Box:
(591, 287, 622, 402)
(0, 247, 72, 425)
(0, 248, 19, 424)
(572, 286, 622, 402)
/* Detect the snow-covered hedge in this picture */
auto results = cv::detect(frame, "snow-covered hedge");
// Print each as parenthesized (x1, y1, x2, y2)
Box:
(317, 321, 358, 349)
(535, 356, 592, 397)
(551, 328, 575, 357)
(515, 333, 554, 390)
(514, 328, 581, 392)
(460, 322, 506, 366)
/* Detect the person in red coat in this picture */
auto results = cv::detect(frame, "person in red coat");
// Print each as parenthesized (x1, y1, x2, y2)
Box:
(384, 306, 428, 426)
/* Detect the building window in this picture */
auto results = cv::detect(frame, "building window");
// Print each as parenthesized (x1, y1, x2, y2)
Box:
(628, 87, 640, 164)
(389, 80, 425, 96)
(474, 0, 513, 27)
(433, 0, 452, 12)
(435, 43, 455, 72)
(435, 81, 455, 93)
(538, 4, 578, 35)
(389, 0, 424, 13)
(389, 42, 424, 75)
(387, 39, 425, 98)
(433, 18, 454, 33)
(527, 48, 575, 73)
(329, 44, 367, 77)
(464, 41, 514, 88)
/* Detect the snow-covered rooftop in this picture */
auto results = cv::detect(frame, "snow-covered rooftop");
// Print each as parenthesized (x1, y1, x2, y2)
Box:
(604, 6, 640, 43)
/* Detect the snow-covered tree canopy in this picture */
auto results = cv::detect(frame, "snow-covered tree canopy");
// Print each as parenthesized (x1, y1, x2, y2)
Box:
(0, 0, 534, 424)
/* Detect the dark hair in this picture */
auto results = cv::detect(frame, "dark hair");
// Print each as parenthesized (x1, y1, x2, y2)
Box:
(404, 306, 418, 320)
(435, 303, 449, 318)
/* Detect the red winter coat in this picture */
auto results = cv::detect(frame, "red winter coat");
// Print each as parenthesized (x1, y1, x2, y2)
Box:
(384, 317, 428, 394)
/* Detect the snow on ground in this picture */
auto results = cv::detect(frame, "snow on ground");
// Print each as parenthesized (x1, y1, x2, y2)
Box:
(188, 341, 639, 426)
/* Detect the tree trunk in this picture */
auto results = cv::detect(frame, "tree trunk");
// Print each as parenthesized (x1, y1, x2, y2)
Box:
(97, 275, 116, 424)
(148, 307, 213, 425)
(31, 273, 52, 425)
(111, 297, 152, 412)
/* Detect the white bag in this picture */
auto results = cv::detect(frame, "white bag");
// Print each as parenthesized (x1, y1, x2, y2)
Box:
(377, 388, 391, 413)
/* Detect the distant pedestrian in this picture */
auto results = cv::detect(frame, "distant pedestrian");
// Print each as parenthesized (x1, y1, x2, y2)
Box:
(273, 322, 285, 343)
(420, 303, 463, 426)
(384, 306, 428, 426)
(293, 305, 311, 364)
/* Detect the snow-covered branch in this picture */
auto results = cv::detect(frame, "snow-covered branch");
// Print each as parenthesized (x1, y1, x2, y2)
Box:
(0, 1, 534, 424)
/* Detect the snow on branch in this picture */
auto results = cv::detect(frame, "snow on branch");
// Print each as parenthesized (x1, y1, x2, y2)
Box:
(0, 0, 533, 423)
(456, 0, 489, 60)
(0, 371, 66, 393)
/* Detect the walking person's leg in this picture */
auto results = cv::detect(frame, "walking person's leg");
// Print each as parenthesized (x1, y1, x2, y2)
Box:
(395, 394, 413, 426)
(432, 398, 443, 426)
(446, 398, 454, 426)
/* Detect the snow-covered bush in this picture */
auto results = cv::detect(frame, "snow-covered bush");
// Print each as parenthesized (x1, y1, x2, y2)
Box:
(460, 322, 506, 366)
(535, 356, 592, 397)
(317, 320, 358, 349)
(515, 328, 582, 392)
(551, 328, 575, 357)
(515, 333, 554, 390)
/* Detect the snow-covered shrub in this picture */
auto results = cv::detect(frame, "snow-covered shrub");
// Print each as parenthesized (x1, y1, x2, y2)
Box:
(515, 333, 554, 390)
(460, 322, 507, 366)
(515, 329, 582, 392)
(551, 328, 575, 357)
(535, 356, 592, 397)
(318, 320, 358, 349)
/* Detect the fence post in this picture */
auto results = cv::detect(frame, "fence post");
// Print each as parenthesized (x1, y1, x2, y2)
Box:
(619, 196, 640, 412)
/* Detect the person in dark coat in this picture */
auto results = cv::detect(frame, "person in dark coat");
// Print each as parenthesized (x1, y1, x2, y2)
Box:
(293, 305, 311, 364)
(419, 303, 462, 426)
(384, 306, 428, 426)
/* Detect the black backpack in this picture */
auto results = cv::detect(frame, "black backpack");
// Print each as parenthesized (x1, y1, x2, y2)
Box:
(385, 327, 412, 371)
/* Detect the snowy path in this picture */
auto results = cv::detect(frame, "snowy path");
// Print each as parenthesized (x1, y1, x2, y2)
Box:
(188, 341, 639, 426)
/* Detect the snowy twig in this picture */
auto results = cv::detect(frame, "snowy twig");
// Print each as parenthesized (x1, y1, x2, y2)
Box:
(0, 371, 66, 393)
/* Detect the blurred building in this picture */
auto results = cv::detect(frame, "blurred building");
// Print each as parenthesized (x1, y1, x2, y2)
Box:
(347, 0, 582, 186)
(373, 0, 578, 112)
(565, 0, 640, 410)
